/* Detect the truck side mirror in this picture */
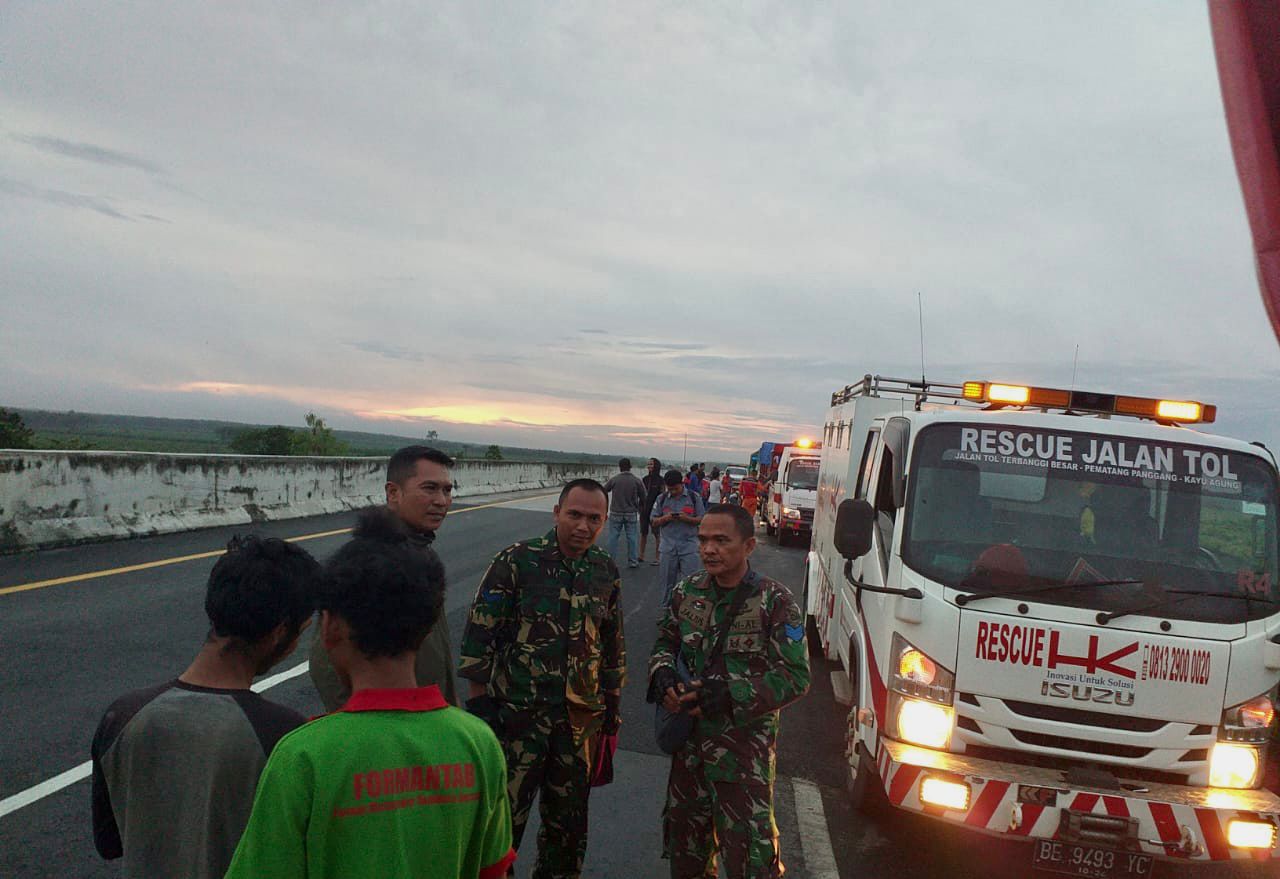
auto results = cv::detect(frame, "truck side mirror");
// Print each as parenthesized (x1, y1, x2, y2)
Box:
(834, 498, 875, 559)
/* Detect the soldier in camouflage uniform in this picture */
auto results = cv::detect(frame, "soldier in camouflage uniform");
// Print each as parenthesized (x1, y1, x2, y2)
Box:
(459, 478, 625, 879)
(649, 503, 810, 879)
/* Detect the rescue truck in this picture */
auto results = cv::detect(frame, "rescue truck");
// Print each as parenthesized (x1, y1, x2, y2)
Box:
(765, 443, 822, 546)
(805, 374, 1280, 873)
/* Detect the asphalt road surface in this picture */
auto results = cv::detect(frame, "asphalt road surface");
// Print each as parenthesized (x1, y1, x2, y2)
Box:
(0, 490, 1270, 878)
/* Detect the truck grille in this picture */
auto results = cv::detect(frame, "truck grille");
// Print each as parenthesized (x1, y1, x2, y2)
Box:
(955, 693, 1211, 778)
(1000, 699, 1168, 733)
(1008, 729, 1151, 759)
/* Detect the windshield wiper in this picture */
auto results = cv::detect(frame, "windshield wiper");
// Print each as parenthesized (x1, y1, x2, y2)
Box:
(1098, 588, 1280, 625)
(955, 578, 1144, 607)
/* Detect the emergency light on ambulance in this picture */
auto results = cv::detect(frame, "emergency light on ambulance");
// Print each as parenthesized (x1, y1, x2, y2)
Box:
(960, 381, 1216, 424)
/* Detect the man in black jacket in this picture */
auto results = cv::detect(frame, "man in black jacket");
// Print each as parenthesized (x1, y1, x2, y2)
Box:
(310, 445, 459, 708)
(639, 457, 665, 566)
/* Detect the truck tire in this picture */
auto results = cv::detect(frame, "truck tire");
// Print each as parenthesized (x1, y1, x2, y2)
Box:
(846, 741, 882, 813)
(802, 563, 821, 645)
(765, 520, 777, 537)
(844, 646, 885, 813)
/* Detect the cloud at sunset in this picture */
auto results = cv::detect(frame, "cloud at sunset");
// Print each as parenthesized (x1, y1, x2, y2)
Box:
(2, 2, 1278, 461)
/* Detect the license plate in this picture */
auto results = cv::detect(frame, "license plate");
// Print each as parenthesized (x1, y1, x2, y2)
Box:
(1032, 840, 1153, 878)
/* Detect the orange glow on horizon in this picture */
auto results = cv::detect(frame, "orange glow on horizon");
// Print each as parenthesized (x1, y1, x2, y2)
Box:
(143, 379, 798, 453)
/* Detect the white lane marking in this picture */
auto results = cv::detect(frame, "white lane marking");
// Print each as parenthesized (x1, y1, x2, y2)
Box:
(624, 575, 655, 625)
(0, 660, 311, 820)
(250, 659, 311, 693)
(0, 763, 92, 819)
(791, 777, 840, 879)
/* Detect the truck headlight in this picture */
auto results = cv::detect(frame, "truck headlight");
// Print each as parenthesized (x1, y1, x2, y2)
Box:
(782, 506, 802, 519)
(886, 635, 956, 749)
(892, 696, 955, 749)
(1227, 818, 1277, 850)
(1220, 693, 1276, 744)
(890, 634, 955, 704)
(1209, 742, 1261, 789)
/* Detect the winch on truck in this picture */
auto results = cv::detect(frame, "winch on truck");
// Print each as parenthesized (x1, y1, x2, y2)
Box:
(804, 373, 1280, 874)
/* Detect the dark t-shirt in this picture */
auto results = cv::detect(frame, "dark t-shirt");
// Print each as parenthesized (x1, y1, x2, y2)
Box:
(642, 473, 665, 516)
(91, 680, 305, 879)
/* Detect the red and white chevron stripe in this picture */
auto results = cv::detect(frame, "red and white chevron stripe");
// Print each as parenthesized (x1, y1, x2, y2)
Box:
(873, 749, 1277, 862)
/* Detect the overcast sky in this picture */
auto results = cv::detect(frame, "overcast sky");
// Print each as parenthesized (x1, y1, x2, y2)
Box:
(3, 2, 1278, 461)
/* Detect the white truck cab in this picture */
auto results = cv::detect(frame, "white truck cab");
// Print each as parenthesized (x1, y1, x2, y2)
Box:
(806, 374, 1280, 872)
(766, 446, 822, 547)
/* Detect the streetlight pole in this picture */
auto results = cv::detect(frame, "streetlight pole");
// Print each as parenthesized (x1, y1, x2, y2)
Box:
(683, 433, 687, 468)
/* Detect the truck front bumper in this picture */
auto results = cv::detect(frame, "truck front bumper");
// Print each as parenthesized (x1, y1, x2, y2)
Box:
(878, 739, 1280, 863)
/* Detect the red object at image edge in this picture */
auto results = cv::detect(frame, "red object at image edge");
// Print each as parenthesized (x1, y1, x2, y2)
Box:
(1211, 1, 1280, 346)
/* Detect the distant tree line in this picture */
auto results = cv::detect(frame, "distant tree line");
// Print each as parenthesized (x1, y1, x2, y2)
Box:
(3, 407, 618, 463)
(0, 408, 34, 449)
(228, 413, 351, 456)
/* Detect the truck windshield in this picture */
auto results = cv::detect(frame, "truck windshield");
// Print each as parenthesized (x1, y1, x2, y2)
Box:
(902, 423, 1280, 624)
(786, 458, 820, 490)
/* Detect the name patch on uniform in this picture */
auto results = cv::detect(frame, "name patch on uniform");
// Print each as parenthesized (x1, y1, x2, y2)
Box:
(726, 632, 763, 653)
(679, 598, 713, 630)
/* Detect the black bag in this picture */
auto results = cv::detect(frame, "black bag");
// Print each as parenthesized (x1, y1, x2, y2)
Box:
(654, 654, 695, 754)
(653, 572, 757, 755)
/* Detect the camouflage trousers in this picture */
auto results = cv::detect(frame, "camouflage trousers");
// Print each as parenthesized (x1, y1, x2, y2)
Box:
(663, 747, 783, 879)
(500, 704, 594, 879)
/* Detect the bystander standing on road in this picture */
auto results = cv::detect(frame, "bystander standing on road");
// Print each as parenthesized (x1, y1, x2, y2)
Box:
(603, 457, 646, 569)
(648, 504, 810, 879)
(651, 469, 706, 605)
(641, 457, 666, 566)
(686, 464, 703, 498)
(458, 479, 626, 879)
(310, 445, 459, 709)
(707, 467, 723, 504)
(91, 536, 320, 879)
(224, 508, 514, 879)
(739, 470, 760, 519)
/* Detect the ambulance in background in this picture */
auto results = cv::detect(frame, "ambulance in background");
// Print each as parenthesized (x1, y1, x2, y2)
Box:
(765, 442, 823, 547)
(806, 373, 1280, 871)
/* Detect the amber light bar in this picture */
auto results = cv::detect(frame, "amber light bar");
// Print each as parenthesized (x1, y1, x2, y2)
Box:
(963, 381, 1215, 424)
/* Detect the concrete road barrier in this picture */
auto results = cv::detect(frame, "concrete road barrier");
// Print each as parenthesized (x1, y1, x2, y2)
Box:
(0, 451, 614, 553)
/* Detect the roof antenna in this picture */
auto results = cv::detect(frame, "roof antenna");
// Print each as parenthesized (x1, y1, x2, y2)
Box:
(917, 291, 927, 387)
(1070, 343, 1080, 391)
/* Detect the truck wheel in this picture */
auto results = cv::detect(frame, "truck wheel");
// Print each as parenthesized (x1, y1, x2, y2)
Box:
(844, 652, 884, 813)
(846, 739, 881, 813)
(802, 564, 821, 645)
(765, 520, 777, 537)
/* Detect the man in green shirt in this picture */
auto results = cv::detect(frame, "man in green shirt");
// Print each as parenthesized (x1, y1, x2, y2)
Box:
(459, 478, 626, 879)
(225, 507, 515, 879)
(649, 503, 810, 879)
(310, 445, 460, 709)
